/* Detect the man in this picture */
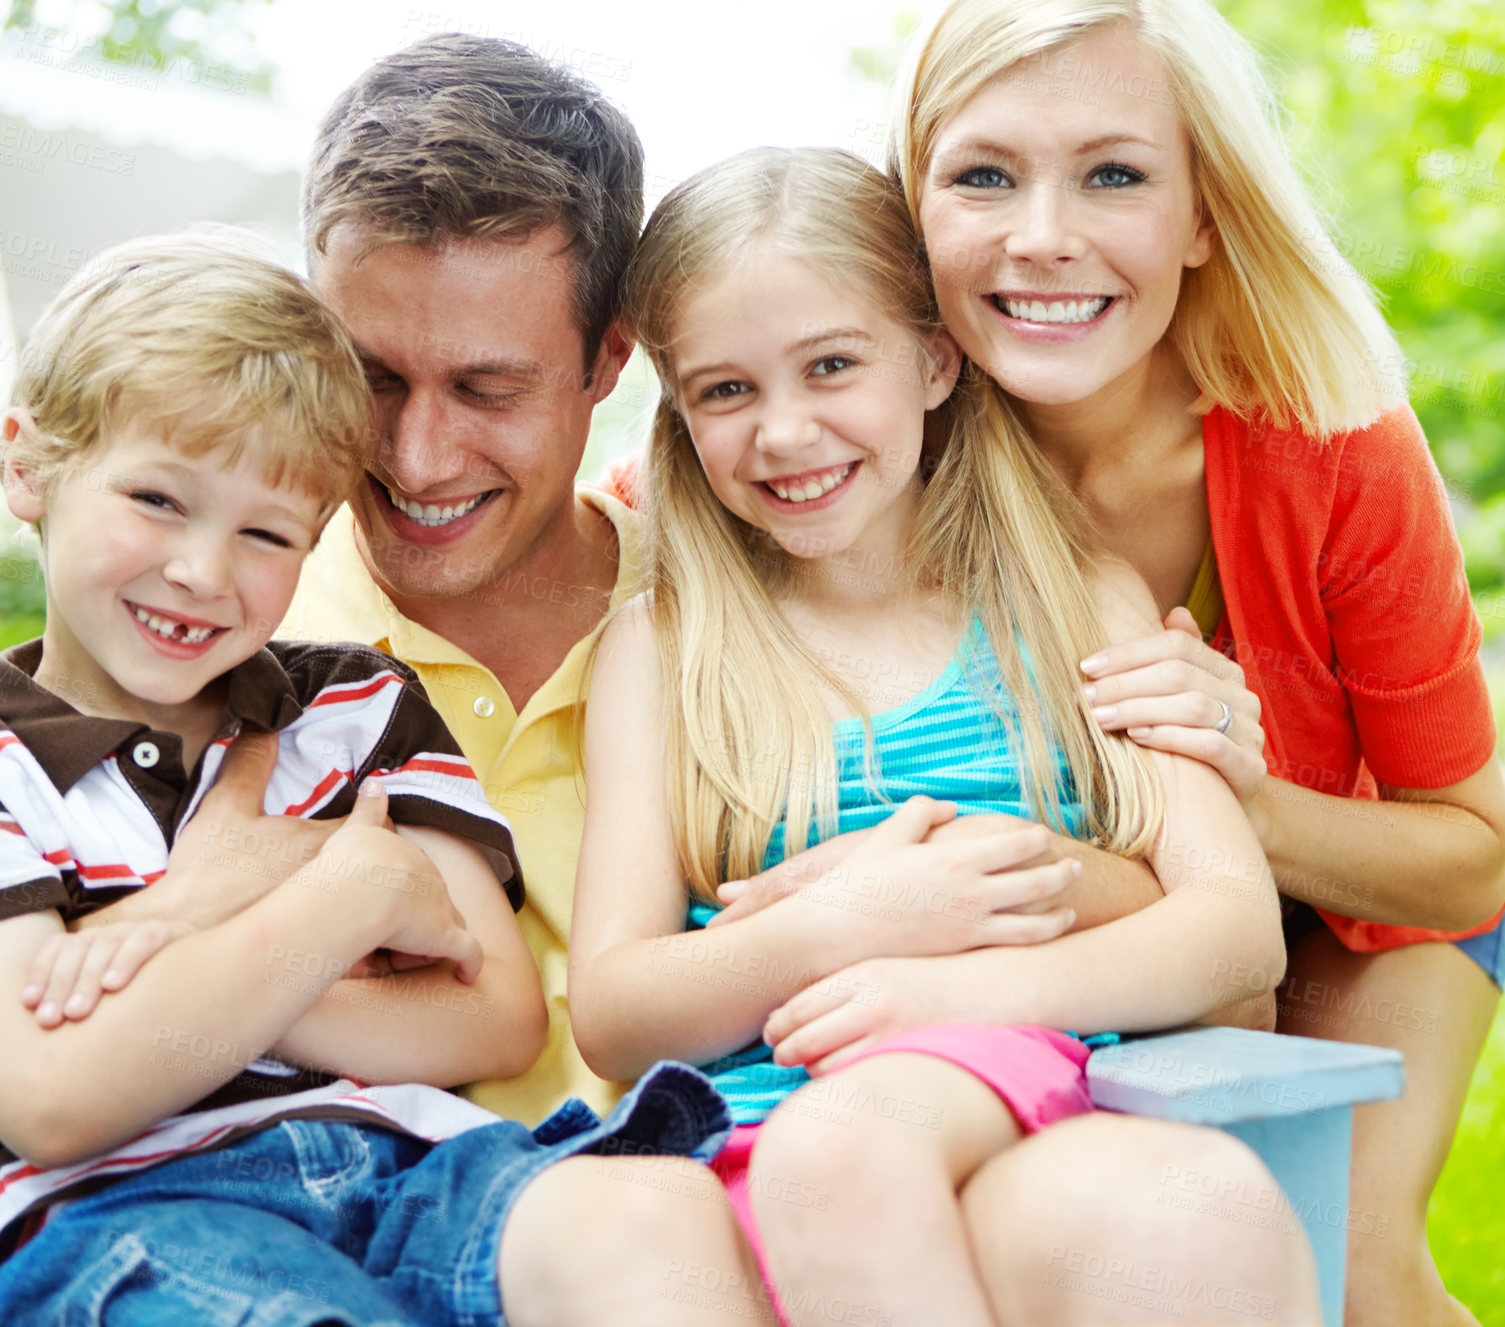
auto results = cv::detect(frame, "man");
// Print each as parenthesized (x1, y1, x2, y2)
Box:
(281, 33, 641, 1123)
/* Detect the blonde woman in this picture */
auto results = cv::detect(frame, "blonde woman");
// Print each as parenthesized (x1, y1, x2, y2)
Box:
(888, 2, 1505, 1323)
(552, 145, 1316, 1327)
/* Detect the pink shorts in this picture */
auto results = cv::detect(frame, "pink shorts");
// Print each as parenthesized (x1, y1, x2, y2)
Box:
(708, 1024, 1094, 1324)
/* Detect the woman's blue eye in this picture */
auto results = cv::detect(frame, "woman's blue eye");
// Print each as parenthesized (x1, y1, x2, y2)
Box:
(1091, 162, 1146, 188)
(812, 355, 855, 377)
(955, 166, 1010, 189)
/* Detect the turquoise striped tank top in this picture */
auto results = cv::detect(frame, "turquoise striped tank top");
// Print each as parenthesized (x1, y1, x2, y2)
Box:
(687, 618, 1090, 1125)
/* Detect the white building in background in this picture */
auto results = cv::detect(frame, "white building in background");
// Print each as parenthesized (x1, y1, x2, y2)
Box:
(0, 33, 308, 346)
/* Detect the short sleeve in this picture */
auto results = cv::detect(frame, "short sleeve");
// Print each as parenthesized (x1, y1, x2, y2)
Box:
(356, 671, 524, 911)
(0, 747, 71, 921)
(1320, 407, 1494, 788)
(266, 643, 524, 911)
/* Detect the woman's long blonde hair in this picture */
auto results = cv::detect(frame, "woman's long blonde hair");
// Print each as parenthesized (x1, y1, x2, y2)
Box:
(892, 0, 1405, 437)
(624, 147, 1161, 902)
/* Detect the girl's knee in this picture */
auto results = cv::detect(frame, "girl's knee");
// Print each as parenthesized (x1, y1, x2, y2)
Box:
(500, 1155, 728, 1323)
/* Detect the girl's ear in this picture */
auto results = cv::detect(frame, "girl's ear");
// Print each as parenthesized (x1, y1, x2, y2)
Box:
(3, 409, 47, 525)
(922, 329, 964, 410)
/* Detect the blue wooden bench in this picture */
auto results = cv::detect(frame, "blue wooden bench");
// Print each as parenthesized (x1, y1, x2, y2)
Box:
(1088, 1027, 1406, 1327)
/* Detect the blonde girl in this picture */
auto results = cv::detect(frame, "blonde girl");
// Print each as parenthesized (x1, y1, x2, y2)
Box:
(566, 146, 1311, 1327)
(892, 2, 1505, 1323)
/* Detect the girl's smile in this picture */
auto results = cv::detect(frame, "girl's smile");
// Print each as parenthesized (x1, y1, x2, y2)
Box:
(671, 251, 956, 569)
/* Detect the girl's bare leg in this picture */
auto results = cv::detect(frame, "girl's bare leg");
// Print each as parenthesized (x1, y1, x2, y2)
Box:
(750, 1052, 1020, 1327)
(499, 1155, 777, 1327)
(1278, 930, 1498, 1327)
(963, 1114, 1322, 1325)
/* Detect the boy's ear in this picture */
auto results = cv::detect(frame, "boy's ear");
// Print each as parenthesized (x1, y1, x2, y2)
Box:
(922, 329, 964, 410)
(2, 409, 46, 525)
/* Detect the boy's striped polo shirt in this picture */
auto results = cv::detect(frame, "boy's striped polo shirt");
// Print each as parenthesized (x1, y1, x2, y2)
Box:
(0, 639, 523, 1243)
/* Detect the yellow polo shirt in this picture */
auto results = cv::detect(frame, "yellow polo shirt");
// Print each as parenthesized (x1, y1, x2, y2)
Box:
(278, 488, 640, 1124)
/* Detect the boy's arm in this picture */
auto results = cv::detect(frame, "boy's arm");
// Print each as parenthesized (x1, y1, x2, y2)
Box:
(0, 795, 478, 1169)
(267, 823, 545, 1087)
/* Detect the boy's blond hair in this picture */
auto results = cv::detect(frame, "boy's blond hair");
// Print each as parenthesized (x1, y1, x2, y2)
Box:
(10, 230, 373, 515)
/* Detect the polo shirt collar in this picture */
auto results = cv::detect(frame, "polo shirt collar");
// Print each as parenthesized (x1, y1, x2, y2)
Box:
(0, 640, 303, 795)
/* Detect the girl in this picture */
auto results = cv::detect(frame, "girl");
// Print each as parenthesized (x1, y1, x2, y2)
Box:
(889, 2, 1505, 1322)
(567, 146, 1311, 1327)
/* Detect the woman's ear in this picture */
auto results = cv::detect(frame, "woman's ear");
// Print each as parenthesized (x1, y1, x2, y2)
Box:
(1184, 195, 1217, 270)
(923, 328, 964, 409)
(3, 409, 47, 525)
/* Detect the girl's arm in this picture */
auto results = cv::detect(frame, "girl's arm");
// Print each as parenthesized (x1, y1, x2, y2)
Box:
(569, 602, 1080, 1083)
(764, 564, 1288, 1069)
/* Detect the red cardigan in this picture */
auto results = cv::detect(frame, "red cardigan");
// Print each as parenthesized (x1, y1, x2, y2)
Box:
(1204, 404, 1499, 951)
(597, 405, 1500, 952)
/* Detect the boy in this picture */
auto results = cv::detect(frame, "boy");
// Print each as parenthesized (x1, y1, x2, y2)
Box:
(0, 233, 728, 1325)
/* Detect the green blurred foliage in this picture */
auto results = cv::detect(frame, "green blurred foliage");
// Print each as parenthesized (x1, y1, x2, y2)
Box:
(3, 0, 277, 94)
(1215, 0, 1505, 596)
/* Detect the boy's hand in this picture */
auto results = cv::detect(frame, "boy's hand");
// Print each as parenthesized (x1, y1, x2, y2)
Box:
(22, 919, 192, 1027)
(304, 782, 483, 984)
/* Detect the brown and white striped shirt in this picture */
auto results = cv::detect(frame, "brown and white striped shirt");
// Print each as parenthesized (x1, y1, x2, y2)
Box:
(0, 639, 524, 1243)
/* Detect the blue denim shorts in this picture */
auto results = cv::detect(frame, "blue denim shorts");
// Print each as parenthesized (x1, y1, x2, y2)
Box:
(0, 1062, 729, 1327)
(1454, 912, 1505, 988)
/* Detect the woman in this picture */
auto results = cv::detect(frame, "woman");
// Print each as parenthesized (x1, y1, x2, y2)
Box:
(889, 1, 1505, 1322)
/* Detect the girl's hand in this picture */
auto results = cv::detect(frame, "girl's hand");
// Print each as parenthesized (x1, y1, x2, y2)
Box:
(1082, 607, 1267, 803)
(764, 955, 967, 1074)
(780, 797, 1078, 963)
(22, 919, 193, 1028)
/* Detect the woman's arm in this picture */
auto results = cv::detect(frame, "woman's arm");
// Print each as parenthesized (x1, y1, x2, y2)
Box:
(1084, 612, 1505, 930)
(1250, 764, 1505, 930)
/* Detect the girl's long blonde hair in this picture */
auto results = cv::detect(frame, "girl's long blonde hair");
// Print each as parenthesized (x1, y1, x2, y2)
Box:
(624, 147, 1161, 902)
(892, 0, 1405, 437)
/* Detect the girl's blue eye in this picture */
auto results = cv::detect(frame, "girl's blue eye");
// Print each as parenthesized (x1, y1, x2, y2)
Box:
(1091, 162, 1146, 188)
(812, 355, 855, 377)
(955, 166, 1010, 189)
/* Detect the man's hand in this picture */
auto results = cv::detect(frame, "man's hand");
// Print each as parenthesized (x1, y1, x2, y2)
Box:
(22, 918, 192, 1027)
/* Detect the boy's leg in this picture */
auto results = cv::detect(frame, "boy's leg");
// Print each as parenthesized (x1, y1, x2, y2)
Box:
(0, 1196, 419, 1327)
(1277, 930, 1498, 1327)
(749, 1052, 1020, 1327)
(962, 1113, 1322, 1325)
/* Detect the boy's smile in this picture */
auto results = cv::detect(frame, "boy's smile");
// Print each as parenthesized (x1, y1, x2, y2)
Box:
(4, 414, 324, 741)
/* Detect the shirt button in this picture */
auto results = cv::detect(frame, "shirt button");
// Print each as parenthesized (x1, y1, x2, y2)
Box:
(132, 741, 160, 768)
(473, 696, 496, 718)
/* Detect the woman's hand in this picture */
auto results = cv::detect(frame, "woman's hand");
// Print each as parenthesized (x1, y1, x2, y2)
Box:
(1082, 607, 1267, 803)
